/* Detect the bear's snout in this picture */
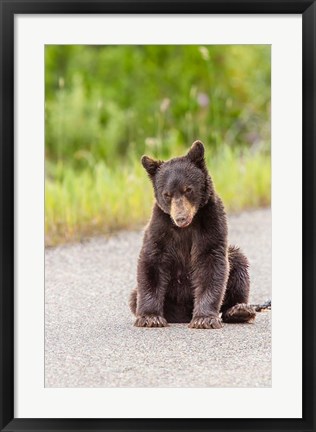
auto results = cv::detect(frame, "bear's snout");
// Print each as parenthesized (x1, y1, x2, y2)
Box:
(170, 197, 196, 228)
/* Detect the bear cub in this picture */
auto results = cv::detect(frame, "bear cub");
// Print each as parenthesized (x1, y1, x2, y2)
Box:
(129, 140, 256, 329)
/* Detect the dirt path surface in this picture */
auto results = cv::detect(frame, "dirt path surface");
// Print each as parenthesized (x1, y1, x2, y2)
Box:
(45, 209, 271, 387)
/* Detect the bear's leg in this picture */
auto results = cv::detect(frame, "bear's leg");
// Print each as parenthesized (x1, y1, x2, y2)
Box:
(134, 258, 168, 327)
(221, 246, 256, 323)
(129, 288, 137, 315)
(189, 250, 229, 329)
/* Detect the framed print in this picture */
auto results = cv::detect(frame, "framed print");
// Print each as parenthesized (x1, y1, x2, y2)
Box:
(0, 1, 315, 431)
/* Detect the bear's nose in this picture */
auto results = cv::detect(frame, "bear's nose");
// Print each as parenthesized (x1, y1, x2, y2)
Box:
(175, 216, 187, 225)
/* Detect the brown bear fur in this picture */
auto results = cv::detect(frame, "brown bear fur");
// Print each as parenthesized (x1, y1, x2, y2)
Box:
(129, 140, 255, 328)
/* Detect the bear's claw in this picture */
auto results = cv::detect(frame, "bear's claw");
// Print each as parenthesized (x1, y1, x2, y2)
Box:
(134, 315, 168, 328)
(189, 316, 223, 329)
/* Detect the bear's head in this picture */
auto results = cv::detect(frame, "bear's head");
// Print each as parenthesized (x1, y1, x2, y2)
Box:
(141, 140, 214, 228)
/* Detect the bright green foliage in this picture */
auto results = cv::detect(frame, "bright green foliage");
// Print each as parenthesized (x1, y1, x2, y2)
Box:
(45, 45, 270, 163)
(45, 45, 271, 245)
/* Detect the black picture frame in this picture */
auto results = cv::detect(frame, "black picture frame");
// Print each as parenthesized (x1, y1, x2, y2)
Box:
(0, 1, 315, 431)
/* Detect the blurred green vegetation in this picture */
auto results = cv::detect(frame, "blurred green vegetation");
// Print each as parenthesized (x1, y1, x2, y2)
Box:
(45, 45, 271, 246)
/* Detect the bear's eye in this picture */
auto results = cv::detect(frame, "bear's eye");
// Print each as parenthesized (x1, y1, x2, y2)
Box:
(163, 192, 172, 200)
(184, 187, 192, 194)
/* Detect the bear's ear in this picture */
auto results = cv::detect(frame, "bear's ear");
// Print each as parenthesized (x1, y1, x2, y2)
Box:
(141, 155, 163, 177)
(187, 140, 205, 168)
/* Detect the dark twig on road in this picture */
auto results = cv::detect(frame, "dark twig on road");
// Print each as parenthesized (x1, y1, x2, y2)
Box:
(251, 299, 271, 312)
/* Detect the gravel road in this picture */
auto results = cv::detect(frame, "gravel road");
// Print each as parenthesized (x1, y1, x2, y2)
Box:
(45, 208, 271, 388)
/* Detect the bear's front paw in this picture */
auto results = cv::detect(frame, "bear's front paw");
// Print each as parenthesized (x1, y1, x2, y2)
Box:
(189, 316, 223, 329)
(134, 315, 168, 328)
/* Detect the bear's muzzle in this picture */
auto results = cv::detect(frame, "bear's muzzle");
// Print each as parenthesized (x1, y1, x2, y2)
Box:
(170, 197, 196, 228)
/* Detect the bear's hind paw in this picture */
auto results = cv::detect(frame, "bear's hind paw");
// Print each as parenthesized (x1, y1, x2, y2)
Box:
(134, 315, 168, 328)
(222, 303, 256, 323)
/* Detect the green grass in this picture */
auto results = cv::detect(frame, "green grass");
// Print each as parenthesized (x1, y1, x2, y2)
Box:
(45, 146, 270, 246)
(45, 46, 270, 167)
